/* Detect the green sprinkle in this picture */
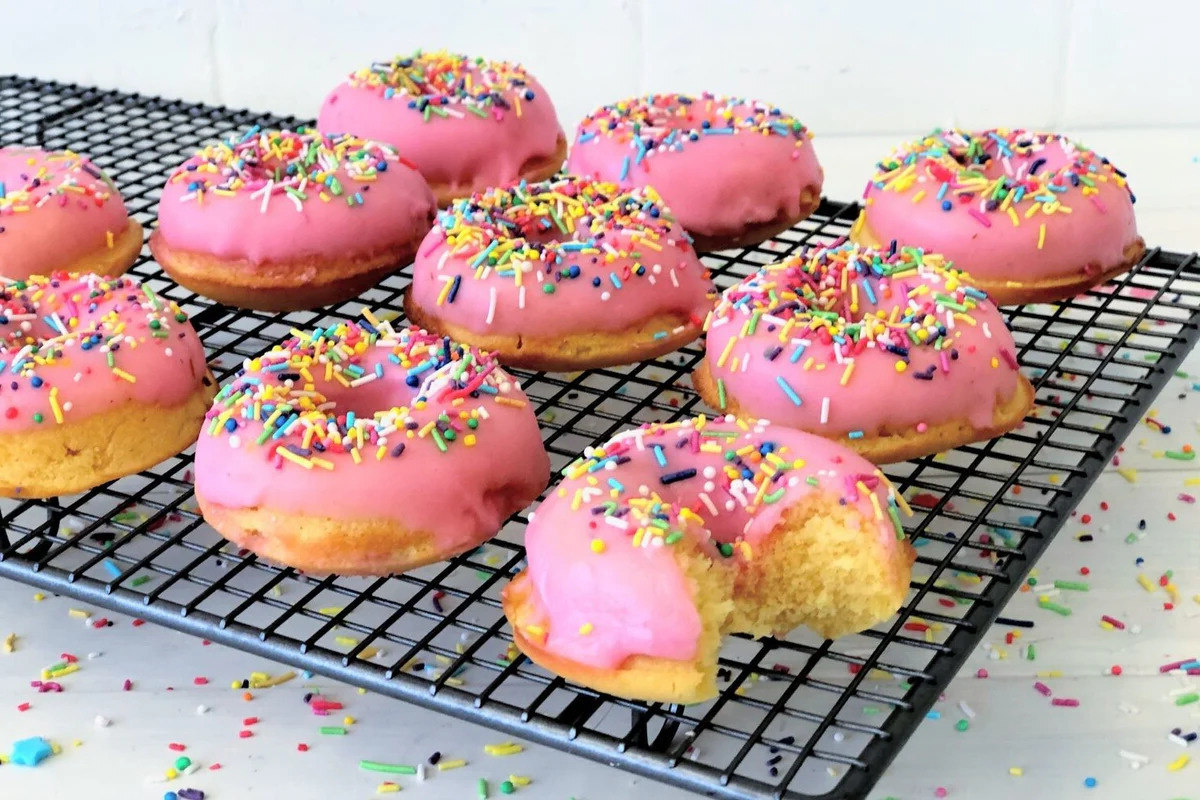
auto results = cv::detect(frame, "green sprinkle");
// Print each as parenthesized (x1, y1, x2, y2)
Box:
(174, 757, 191, 770)
(359, 760, 417, 774)
(32, 412, 42, 424)
(805, 476, 820, 486)
(1026, 643, 1036, 661)
(319, 726, 347, 735)
(1175, 692, 1199, 706)
(499, 780, 515, 794)
(717, 377, 727, 410)
(130, 575, 151, 587)
(1053, 580, 1090, 591)
(1164, 450, 1196, 461)
(1027, 577, 1038, 587)
(1124, 532, 1139, 544)
(664, 531, 683, 545)
(1038, 599, 1072, 616)
(955, 719, 969, 732)
(478, 778, 489, 799)
(542, 283, 555, 294)
(718, 543, 734, 558)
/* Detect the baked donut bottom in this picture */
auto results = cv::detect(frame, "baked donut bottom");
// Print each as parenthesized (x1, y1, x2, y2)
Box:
(0, 376, 216, 498)
(687, 184, 821, 254)
(851, 215, 1147, 306)
(50, 218, 144, 278)
(403, 291, 704, 371)
(692, 362, 1037, 465)
(503, 499, 915, 705)
(429, 134, 568, 208)
(149, 231, 424, 312)
(197, 474, 544, 576)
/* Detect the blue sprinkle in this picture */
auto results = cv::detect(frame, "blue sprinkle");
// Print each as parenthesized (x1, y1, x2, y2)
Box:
(103, 559, 122, 578)
(848, 430, 865, 440)
(775, 375, 802, 406)
(653, 445, 667, 467)
(619, 155, 630, 181)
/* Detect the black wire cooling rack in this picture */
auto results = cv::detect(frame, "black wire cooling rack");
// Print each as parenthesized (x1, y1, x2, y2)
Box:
(1, 76, 1198, 800)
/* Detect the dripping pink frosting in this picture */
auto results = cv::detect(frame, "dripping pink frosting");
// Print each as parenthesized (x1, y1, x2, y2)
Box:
(194, 322, 548, 555)
(409, 177, 713, 339)
(317, 52, 563, 195)
(0, 148, 132, 279)
(521, 416, 903, 669)
(565, 94, 823, 239)
(156, 129, 435, 265)
(704, 243, 1024, 439)
(859, 129, 1138, 284)
(0, 272, 209, 432)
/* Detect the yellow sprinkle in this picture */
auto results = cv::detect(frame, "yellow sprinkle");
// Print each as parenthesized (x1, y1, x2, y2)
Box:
(589, 538, 606, 554)
(68, 608, 90, 619)
(1136, 573, 1155, 592)
(911, 190, 925, 204)
(1117, 467, 1138, 483)
(3, 633, 16, 653)
(276, 447, 314, 469)
(1008, 766, 1023, 777)
(1036, 670, 1063, 678)
(578, 622, 594, 635)
(335, 636, 358, 647)
(840, 361, 855, 386)
(1167, 754, 1190, 771)
(436, 277, 455, 306)
(508, 775, 532, 786)
(484, 742, 524, 756)
(318, 607, 344, 616)
(343, 716, 355, 726)
(1037, 223, 1046, 250)
(376, 783, 401, 794)
(717, 336, 737, 368)
(33, 593, 44, 601)
(436, 759, 467, 771)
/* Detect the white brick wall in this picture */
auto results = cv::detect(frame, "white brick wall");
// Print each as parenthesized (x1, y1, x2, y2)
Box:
(3, 0, 1197, 133)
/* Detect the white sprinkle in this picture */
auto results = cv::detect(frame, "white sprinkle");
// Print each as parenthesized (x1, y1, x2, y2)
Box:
(86, 652, 102, 660)
(486, 287, 497, 326)
(669, 268, 679, 288)
(1119, 749, 1150, 764)
(94, 715, 111, 728)
(982, 322, 992, 339)
(518, 286, 526, 309)
(820, 397, 830, 425)
(1168, 733, 1190, 748)
(958, 700, 976, 719)
(698, 492, 719, 516)
(417, 763, 426, 782)
(437, 250, 449, 272)
(196, 704, 209, 715)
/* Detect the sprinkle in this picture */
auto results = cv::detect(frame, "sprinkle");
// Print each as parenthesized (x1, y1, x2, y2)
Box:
(360, 761, 418, 774)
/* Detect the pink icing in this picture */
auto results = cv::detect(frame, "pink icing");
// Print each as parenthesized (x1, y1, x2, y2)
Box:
(565, 94, 823, 238)
(194, 322, 549, 555)
(860, 130, 1138, 283)
(704, 243, 1024, 439)
(0, 273, 209, 432)
(522, 416, 902, 669)
(317, 54, 563, 195)
(156, 129, 435, 265)
(410, 177, 712, 339)
(0, 148, 131, 279)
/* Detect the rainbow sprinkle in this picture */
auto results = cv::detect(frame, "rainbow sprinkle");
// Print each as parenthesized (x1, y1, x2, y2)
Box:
(0, 148, 119, 216)
(203, 319, 523, 469)
(575, 93, 811, 157)
(344, 50, 541, 120)
(431, 176, 692, 303)
(867, 129, 1135, 250)
(167, 128, 406, 212)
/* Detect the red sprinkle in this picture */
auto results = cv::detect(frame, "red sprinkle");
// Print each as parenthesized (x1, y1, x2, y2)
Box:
(131, 619, 146, 627)
(61, 653, 78, 663)
(1080, 514, 1092, 524)
(169, 743, 187, 752)
(1110, 665, 1123, 676)
(238, 730, 253, 739)
(243, 717, 258, 726)
(193, 677, 209, 686)
(297, 744, 309, 752)
(1101, 615, 1126, 630)
(1079, 567, 1090, 575)
(17, 702, 31, 711)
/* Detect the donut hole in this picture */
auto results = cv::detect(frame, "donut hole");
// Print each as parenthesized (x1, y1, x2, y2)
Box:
(304, 369, 412, 419)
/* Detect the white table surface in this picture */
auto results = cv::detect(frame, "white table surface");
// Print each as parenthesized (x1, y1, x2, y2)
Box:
(1, 131, 1198, 800)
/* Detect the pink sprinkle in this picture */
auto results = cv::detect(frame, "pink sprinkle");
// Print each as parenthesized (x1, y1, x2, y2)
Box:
(967, 208, 992, 228)
(122, 679, 133, 691)
(1178, 493, 1195, 504)
(1052, 697, 1080, 707)
(61, 653, 78, 663)
(999, 349, 1020, 370)
(1089, 196, 1107, 214)
(939, 351, 951, 373)
(862, 180, 872, 200)
(934, 788, 948, 798)
(209, 763, 222, 771)
(1101, 615, 1126, 630)
(17, 702, 31, 711)
(193, 677, 209, 685)
(243, 717, 258, 726)
(169, 742, 187, 752)
(1034, 681, 1052, 696)
(976, 669, 989, 679)
(1160, 659, 1194, 673)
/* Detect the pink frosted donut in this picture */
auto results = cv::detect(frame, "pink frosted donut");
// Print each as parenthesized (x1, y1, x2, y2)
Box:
(0, 148, 142, 279)
(502, 415, 915, 704)
(853, 129, 1143, 304)
(694, 243, 1035, 464)
(404, 176, 714, 371)
(195, 318, 549, 575)
(565, 93, 824, 251)
(318, 50, 566, 206)
(151, 127, 435, 311)
(0, 272, 214, 497)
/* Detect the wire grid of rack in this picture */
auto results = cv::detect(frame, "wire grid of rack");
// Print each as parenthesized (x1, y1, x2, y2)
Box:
(0, 76, 1197, 800)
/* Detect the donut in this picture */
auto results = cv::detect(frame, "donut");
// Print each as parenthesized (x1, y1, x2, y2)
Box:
(851, 129, 1143, 305)
(502, 415, 915, 704)
(692, 243, 1035, 464)
(0, 272, 215, 498)
(151, 128, 436, 311)
(0, 147, 143, 279)
(565, 93, 823, 251)
(318, 50, 566, 206)
(404, 176, 714, 371)
(194, 317, 549, 575)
